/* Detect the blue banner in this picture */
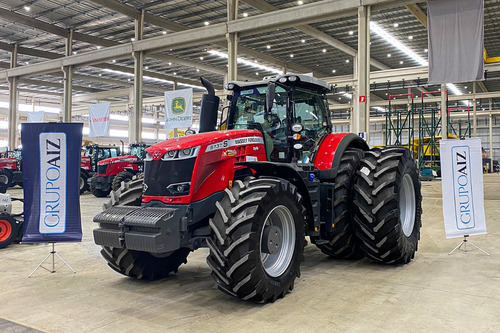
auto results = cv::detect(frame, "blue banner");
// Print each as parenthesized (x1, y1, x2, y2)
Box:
(21, 123, 83, 243)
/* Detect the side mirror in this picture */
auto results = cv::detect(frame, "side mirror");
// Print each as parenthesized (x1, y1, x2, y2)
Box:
(266, 82, 276, 115)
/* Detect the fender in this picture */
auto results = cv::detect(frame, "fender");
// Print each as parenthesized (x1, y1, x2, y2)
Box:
(80, 168, 89, 180)
(312, 133, 369, 179)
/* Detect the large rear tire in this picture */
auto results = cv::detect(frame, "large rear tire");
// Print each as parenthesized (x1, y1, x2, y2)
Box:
(207, 177, 305, 302)
(312, 148, 364, 259)
(98, 174, 189, 279)
(79, 172, 88, 195)
(90, 175, 111, 197)
(0, 215, 19, 249)
(353, 147, 422, 264)
(111, 171, 134, 192)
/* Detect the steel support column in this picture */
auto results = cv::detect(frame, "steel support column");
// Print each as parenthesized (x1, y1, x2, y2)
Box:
(8, 45, 18, 150)
(473, 81, 477, 137)
(131, 12, 145, 143)
(441, 84, 447, 139)
(62, 30, 73, 122)
(489, 98, 493, 172)
(352, 5, 370, 140)
(227, 0, 239, 82)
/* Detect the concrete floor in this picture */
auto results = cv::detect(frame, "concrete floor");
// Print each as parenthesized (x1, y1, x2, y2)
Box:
(1, 175, 500, 333)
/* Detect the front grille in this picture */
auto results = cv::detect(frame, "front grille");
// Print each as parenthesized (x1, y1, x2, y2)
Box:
(143, 158, 196, 196)
(97, 164, 108, 175)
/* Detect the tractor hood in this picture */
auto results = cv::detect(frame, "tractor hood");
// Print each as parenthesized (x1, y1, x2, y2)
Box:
(97, 155, 137, 165)
(146, 130, 263, 160)
(0, 158, 16, 163)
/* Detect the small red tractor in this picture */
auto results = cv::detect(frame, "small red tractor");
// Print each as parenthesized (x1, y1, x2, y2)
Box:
(0, 149, 23, 188)
(89, 143, 148, 197)
(80, 144, 122, 194)
(94, 75, 422, 303)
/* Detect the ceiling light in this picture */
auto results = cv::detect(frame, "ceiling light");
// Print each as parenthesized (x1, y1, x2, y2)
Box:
(127, 78, 131, 82)
(204, 21, 210, 26)
(196, 69, 200, 72)
(145, 66, 149, 70)
(88, 84, 91, 87)
(408, 36, 413, 40)
(168, 62, 172, 66)
(298, 0, 304, 4)
(25, 61, 29, 65)
(290, 54, 294, 58)
(332, 69, 336, 73)
(98, 73, 102, 77)
(399, 61, 403, 64)
(393, 23, 399, 28)
(387, 54, 391, 57)
(243, 12, 248, 17)
(200, 57, 204, 60)
(173, 72, 177, 75)
(207, 50, 283, 74)
(345, 59, 350, 63)
(349, 31, 354, 35)
(96, 46, 102, 49)
(24, 6, 30, 11)
(256, 72, 259, 75)
(370, 21, 428, 66)
(162, 31, 167, 35)
(322, 49, 327, 53)
(424, 48, 428, 52)
(131, 38, 135, 42)
(339, 97, 341, 100)
(301, 39, 306, 43)
(73, 51, 77, 55)
(464, 86, 468, 89)
(266, 45, 271, 49)
(112, 59, 116, 63)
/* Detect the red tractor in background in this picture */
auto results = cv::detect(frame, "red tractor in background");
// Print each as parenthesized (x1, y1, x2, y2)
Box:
(89, 143, 148, 197)
(94, 75, 422, 303)
(0, 149, 23, 188)
(80, 144, 122, 194)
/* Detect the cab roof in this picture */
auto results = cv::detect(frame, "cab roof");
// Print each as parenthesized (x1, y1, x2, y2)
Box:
(227, 74, 332, 93)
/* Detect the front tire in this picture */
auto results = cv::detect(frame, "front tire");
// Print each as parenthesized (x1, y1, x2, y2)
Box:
(111, 171, 134, 192)
(0, 215, 19, 249)
(79, 172, 88, 194)
(353, 147, 422, 264)
(0, 169, 14, 188)
(90, 176, 111, 197)
(207, 177, 305, 302)
(97, 174, 189, 278)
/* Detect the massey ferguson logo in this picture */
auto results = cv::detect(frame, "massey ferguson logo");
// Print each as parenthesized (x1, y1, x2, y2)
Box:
(152, 151, 162, 159)
(142, 183, 148, 193)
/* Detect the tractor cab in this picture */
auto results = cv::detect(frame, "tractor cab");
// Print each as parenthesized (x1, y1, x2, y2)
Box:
(226, 74, 332, 163)
(82, 144, 121, 173)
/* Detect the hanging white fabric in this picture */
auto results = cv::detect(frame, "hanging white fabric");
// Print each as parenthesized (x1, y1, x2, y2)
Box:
(28, 111, 45, 123)
(89, 103, 111, 137)
(428, 0, 484, 84)
(165, 88, 193, 130)
(440, 138, 487, 239)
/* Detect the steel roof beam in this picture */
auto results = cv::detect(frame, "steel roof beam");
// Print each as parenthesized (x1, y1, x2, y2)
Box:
(241, 0, 389, 70)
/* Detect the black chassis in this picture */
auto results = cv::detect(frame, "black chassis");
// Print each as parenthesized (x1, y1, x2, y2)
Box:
(90, 175, 113, 192)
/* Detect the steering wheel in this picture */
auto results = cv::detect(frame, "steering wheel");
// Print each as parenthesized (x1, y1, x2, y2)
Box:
(265, 113, 281, 129)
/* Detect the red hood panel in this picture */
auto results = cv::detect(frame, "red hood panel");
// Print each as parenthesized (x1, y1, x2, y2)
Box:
(146, 130, 263, 159)
(97, 155, 137, 165)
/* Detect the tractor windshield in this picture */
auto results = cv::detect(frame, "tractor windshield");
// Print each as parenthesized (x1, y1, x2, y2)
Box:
(129, 145, 144, 158)
(230, 84, 329, 162)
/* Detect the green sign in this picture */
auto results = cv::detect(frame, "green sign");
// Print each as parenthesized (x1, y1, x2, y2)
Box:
(171, 97, 186, 115)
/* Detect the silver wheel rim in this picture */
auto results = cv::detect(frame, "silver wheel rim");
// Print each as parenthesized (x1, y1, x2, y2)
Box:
(400, 174, 416, 237)
(0, 175, 8, 184)
(260, 205, 296, 278)
(79, 177, 84, 190)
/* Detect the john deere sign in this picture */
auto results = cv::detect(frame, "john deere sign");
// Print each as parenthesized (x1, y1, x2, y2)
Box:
(171, 97, 186, 115)
(164, 89, 193, 129)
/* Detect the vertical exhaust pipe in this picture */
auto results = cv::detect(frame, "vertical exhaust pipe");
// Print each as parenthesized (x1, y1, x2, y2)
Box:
(199, 77, 220, 133)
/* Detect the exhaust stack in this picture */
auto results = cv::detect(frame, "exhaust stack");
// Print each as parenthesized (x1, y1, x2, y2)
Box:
(198, 77, 220, 133)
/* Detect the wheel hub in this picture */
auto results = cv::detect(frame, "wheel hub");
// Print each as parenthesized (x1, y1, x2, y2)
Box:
(262, 225, 282, 255)
(400, 173, 416, 237)
(0, 220, 12, 242)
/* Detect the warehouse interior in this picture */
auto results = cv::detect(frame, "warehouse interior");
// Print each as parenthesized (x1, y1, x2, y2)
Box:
(1, 0, 500, 332)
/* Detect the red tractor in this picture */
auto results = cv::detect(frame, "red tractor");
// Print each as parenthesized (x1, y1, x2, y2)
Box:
(89, 143, 148, 197)
(0, 149, 23, 188)
(80, 144, 122, 194)
(94, 75, 422, 303)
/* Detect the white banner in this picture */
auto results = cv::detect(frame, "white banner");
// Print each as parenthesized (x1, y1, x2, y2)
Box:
(89, 103, 110, 137)
(28, 111, 45, 123)
(165, 88, 193, 129)
(441, 138, 487, 238)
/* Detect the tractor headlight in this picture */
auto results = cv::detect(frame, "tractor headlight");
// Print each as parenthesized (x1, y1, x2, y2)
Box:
(145, 152, 153, 161)
(278, 77, 288, 83)
(161, 146, 200, 161)
(288, 75, 298, 82)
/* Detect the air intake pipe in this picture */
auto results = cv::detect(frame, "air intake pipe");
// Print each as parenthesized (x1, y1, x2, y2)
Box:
(199, 77, 220, 133)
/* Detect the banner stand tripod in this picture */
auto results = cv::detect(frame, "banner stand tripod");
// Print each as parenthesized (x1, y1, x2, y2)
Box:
(448, 235, 490, 256)
(28, 242, 76, 278)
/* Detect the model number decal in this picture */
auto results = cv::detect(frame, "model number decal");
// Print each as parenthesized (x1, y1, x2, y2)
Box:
(205, 136, 264, 152)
